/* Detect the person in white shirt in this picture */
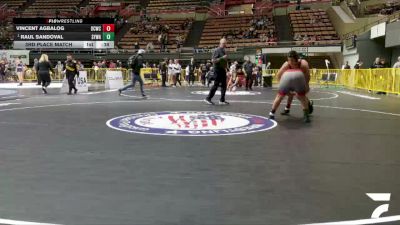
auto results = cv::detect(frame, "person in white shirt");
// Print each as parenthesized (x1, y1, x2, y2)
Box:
(227, 61, 238, 91)
(174, 59, 182, 86)
(229, 61, 237, 75)
(341, 61, 350, 69)
(393, 56, 400, 68)
(55, 61, 64, 79)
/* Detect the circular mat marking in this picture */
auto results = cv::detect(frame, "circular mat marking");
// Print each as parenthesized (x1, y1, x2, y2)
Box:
(191, 91, 261, 96)
(106, 111, 277, 136)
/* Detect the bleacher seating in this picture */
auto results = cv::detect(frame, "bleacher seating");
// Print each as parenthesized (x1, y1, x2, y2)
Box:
(146, 0, 200, 13)
(21, 0, 82, 17)
(364, 1, 400, 15)
(198, 14, 276, 50)
(118, 19, 193, 52)
(1, 0, 28, 11)
(0, 21, 14, 49)
(289, 9, 341, 45)
(88, 0, 140, 6)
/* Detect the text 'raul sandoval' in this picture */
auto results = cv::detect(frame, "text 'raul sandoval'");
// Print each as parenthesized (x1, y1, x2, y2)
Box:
(19, 35, 64, 40)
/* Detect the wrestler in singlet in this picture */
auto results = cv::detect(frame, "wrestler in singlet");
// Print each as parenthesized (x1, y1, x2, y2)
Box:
(278, 60, 308, 96)
(268, 50, 312, 123)
(16, 58, 24, 86)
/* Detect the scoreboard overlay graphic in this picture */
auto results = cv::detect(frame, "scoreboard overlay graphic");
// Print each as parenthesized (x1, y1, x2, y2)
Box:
(13, 18, 115, 49)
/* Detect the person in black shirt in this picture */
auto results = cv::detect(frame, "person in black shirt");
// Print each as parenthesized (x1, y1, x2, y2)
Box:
(64, 54, 79, 95)
(159, 58, 168, 87)
(371, 57, 383, 69)
(354, 60, 362, 69)
(343, 61, 351, 69)
(206, 67, 215, 87)
(243, 58, 254, 91)
(35, 54, 54, 94)
(205, 60, 212, 73)
(118, 49, 146, 97)
(205, 38, 229, 105)
(0, 60, 6, 81)
(380, 58, 388, 68)
(33, 58, 40, 85)
(187, 58, 196, 86)
(200, 63, 207, 86)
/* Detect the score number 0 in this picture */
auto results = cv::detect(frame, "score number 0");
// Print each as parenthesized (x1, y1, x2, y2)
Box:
(102, 24, 115, 32)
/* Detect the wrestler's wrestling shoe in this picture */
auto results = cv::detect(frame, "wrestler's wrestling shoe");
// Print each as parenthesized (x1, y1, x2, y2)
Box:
(308, 100, 314, 114)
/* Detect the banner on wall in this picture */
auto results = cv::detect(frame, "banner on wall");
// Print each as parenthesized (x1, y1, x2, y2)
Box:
(0, 50, 30, 65)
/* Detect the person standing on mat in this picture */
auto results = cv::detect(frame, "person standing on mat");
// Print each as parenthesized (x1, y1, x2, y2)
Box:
(159, 58, 168, 87)
(186, 57, 196, 86)
(174, 59, 182, 87)
(200, 63, 207, 86)
(268, 50, 313, 123)
(33, 58, 40, 85)
(243, 58, 254, 91)
(204, 38, 229, 105)
(168, 59, 174, 86)
(64, 54, 79, 95)
(118, 49, 146, 97)
(0, 60, 6, 82)
(35, 54, 54, 94)
(15, 57, 25, 86)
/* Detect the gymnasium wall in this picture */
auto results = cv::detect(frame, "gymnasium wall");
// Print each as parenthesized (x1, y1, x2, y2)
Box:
(390, 48, 400, 66)
(327, 3, 383, 37)
(356, 31, 392, 67)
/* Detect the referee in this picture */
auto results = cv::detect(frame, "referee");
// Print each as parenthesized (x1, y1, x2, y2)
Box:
(159, 58, 168, 87)
(64, 54, 79, 95)
(204, 38, 229, 105)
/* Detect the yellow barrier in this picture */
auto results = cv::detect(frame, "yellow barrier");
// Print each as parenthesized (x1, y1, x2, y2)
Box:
(262, 68, 400, 95)
(17, 67, 400, 94)
(20, 68, 131, 82)
(325, 68, 400, 94)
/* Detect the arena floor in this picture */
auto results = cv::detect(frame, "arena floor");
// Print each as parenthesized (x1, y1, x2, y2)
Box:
(0, 83, 399, 225)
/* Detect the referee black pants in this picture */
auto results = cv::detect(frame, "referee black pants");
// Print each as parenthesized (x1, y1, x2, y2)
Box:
(207, 70, 227, 102)
(67, 74, 77, 93)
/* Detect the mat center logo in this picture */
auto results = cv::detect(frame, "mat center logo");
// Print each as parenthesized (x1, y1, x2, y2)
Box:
(106, 111, 276, 136)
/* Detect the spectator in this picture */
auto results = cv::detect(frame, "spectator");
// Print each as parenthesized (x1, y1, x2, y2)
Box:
(256, 19, 264, 30)
(342, 61, 351, 69)
(15, 57, 25, 86)
(109, 60, 116, 69)
(133, 42, 140, 50)
(34, 58, 40, 85)
(173, 59, 182, 87)
(354, 60, 362, 69)
(255, 66, 262, 87)
(176, 35, 183, 52)
(393, 56, 400, 68)
(294, 33, 302, 41)
(116, 60, 122, 68)
(206, 67, 215, 87)
(77, 61, 84, 70)
(380, 58, 389, 68)
(146, 42, 154, 53)
(158, 33, 167, 52)
(55, 61, 64, 78)
(0, 60, 5, 81)
(229, 61, 238, 77)
(309, 15, 315, 24)
(371, 57, 383, 68)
